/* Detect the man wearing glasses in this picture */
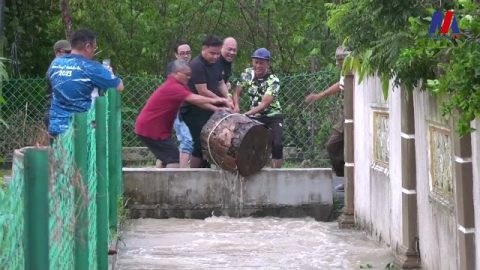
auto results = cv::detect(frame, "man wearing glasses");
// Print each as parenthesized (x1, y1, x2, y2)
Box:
(47, 28, 124, 137)
(165, 42, 194, 168)
(166, 42, 191, 74)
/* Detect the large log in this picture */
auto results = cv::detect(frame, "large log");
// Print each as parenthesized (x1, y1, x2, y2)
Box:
(200, 110, 272, 176)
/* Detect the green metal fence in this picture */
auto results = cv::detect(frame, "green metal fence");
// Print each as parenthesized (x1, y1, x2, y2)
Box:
(0, 92, 122, 270)
(1, 70, 342, 167)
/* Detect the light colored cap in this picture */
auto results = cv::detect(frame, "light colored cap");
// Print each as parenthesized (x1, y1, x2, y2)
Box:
(53, 40, 71, 51)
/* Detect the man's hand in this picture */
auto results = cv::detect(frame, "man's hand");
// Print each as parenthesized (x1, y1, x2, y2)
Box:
(226, 97, 235, 110)
(233, 105, 240, 113)
(212, 97, 235, 110)
(212, 99, 232, 113)
(212, 97, 230, 107)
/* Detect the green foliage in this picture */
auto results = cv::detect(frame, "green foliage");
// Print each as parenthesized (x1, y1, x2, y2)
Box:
(4, 1, 62, 76)
(4, 0, 337, 76)
(328, 0, 480, 135)
(434, 41, 480, 134)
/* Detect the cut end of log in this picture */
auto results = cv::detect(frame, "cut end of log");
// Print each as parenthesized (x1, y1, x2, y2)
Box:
(201, 111, 272, 177)
(237, 125, 271, 176)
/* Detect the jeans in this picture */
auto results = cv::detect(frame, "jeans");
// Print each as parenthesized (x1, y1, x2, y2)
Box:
(174, 114, 193, 154)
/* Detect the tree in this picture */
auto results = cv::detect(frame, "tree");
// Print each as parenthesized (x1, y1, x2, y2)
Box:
(327, 0, 480, 134)
(3, 0, 338, 76)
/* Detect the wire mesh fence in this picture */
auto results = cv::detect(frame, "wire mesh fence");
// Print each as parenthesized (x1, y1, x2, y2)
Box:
(0, 69, 342, 167)
(0, 94, 120, 269)
(0, 122, 93, 269)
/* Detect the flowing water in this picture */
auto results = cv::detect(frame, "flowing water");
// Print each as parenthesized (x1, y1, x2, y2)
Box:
(116, 217, 393, 270)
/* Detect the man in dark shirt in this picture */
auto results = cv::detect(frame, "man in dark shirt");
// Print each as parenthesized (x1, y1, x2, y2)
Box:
(181, 35, 233, 168)
(218, 37, 237, 86)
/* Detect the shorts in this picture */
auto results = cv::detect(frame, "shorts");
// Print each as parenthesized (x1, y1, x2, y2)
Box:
(254, 115, 284, 159)
(174, 115, 193, 154)
(326, 128, 344, 177)
(181, 106, 213, 158)
(137, 135, 179, 165)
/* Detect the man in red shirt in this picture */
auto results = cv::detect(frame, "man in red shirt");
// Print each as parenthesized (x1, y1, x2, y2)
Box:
(135, 60, 228, 168)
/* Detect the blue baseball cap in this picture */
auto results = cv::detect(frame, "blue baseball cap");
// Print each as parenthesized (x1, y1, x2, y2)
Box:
(251, 48, 271, 61)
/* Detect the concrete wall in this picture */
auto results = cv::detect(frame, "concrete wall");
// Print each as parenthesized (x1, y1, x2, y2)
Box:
(354, 74, 466, 269)
(473, 119, 480, 269)
(413, 90, 458, 270)
(123, 147, 310, 166)
(123, 168, 333, 221)
(353, 76, 402, 249)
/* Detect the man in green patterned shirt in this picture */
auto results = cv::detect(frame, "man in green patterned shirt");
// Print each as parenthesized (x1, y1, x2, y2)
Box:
(234, 48, 283, 168)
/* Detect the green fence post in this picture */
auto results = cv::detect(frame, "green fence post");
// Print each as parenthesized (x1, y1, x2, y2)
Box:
(73, 113, 89, 270)
(107, 90, 122, 232)
(24, 148, 49, 270)
(95, 97, 109, 269)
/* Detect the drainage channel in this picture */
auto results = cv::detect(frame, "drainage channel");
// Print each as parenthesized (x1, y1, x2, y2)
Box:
(115, 217, 393, 269)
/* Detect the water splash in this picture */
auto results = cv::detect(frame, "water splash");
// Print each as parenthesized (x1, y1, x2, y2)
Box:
(117, 217, 393, 270)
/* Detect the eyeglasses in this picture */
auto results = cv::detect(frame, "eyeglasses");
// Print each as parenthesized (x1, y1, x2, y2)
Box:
(178, 51, 191, 56)
(59, 50, 71, 54)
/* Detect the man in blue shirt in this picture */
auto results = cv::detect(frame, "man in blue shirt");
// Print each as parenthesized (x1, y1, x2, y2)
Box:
(47, 28, 124, 136)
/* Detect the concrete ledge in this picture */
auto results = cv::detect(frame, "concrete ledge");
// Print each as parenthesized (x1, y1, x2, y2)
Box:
(123, 168, 333, 221)
(122, 147, 307, 166)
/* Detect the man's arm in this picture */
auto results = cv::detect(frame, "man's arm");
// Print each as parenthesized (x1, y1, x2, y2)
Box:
(305, 82, 342, 103)
(218, 79, 229, 98)
(218, 79, 234, 109)
(195, 83, 221, 98)
(116, 80, 125, 92)
(90, 63, 124, 92)
(244, 74, 279, 115)
(233, 85, 242, 113)
(185, 94, 228, 111)
(244, 94, 274, 116)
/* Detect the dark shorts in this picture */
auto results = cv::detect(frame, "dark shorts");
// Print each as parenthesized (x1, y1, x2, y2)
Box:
(137, 135, 179, 165)
(181, 106, 213, 158)
(326, 129, 344, 177)
(254, 115, 284, 159)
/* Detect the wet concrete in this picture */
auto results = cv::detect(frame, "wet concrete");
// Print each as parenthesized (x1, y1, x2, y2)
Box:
(115, 217, 393, 270)
(124, 168, 333, 221)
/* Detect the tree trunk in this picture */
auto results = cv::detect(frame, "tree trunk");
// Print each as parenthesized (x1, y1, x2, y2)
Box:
(60, 0, 73, 39)
(200, 111, 272, 176)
